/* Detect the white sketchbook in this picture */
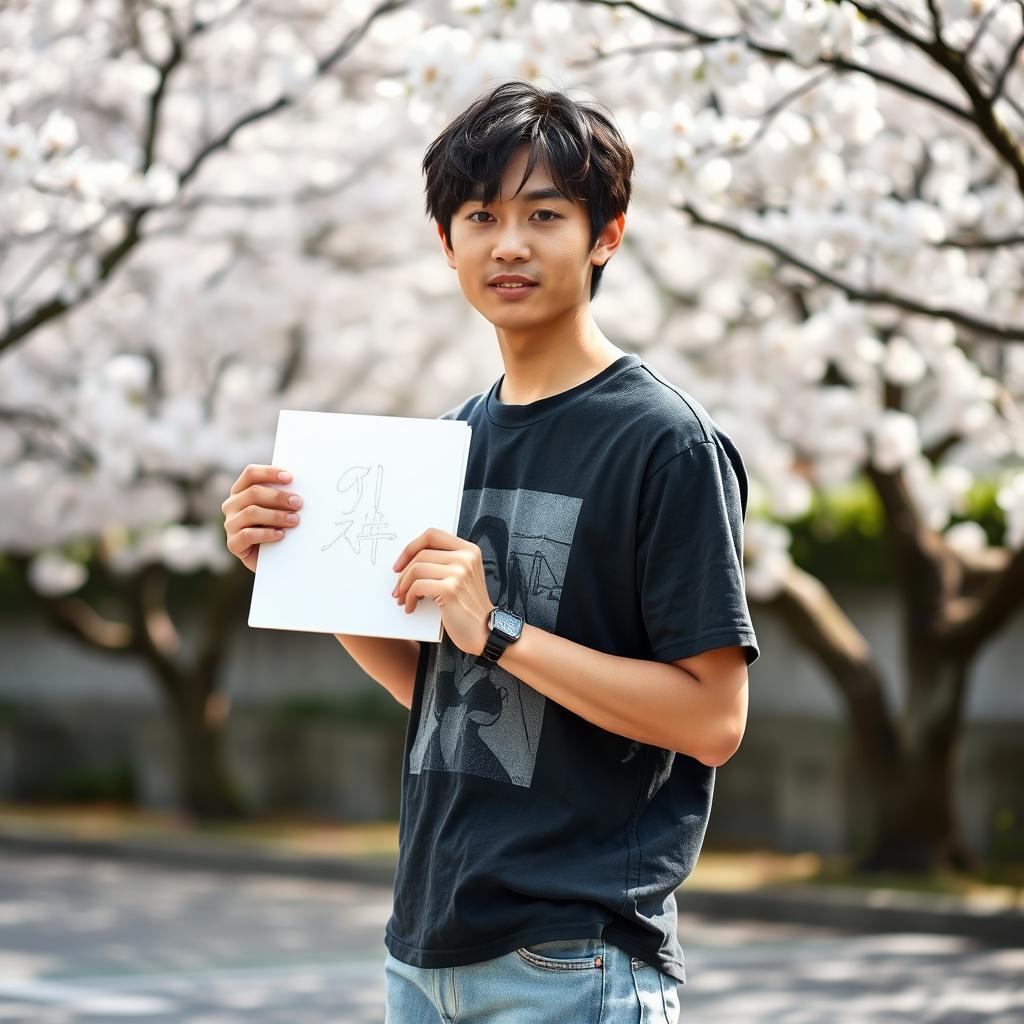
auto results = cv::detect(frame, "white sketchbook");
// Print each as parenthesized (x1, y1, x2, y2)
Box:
(248, 409, 472, 642)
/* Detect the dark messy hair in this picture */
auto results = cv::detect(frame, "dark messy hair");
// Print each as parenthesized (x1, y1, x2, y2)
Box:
(421, 79, 634, 302)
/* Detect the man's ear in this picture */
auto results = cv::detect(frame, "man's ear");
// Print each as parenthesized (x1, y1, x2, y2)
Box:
(591, 212, 625, 268)
(438, 223, 456, 270)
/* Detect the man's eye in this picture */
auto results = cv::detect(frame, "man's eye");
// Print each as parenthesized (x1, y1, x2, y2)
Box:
(467, 210, 560, 222)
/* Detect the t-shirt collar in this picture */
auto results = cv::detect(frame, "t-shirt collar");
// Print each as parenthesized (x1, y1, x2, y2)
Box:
(486, 353, 642, 428)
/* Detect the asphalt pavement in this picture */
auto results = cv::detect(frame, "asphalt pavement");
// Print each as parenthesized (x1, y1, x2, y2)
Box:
(1, 849, 1022, 1023)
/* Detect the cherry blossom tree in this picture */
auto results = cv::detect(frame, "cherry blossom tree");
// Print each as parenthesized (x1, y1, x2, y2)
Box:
(1, 0, 1022, 863)
(556, 0, 1024, 871)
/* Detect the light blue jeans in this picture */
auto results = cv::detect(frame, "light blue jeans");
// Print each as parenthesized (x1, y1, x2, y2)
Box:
(384, 937, 681, 1022)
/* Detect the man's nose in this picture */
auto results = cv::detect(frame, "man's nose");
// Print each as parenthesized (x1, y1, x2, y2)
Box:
(491, 227, 530, 260)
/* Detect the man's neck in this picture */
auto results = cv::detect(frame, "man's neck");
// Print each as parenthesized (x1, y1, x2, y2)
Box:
(496, 337, 627, 406)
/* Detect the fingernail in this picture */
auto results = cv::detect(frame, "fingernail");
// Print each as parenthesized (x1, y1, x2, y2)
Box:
(279, 471, 292, 481)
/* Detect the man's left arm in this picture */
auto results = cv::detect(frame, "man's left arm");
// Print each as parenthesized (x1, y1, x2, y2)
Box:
(495, 623, 748, 767)
(391, 524, 751, 768)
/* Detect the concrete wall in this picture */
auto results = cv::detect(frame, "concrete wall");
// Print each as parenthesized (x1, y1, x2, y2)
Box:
(1, 584, 1022, 859)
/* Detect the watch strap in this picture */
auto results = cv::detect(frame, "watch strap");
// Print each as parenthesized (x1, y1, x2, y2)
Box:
(483, 631, 512, 662)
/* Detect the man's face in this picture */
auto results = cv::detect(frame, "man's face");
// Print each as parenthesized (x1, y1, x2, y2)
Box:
(439, 144, 620, 325)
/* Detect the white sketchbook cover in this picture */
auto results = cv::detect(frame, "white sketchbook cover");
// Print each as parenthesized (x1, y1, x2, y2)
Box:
(248, 409, 472, 642)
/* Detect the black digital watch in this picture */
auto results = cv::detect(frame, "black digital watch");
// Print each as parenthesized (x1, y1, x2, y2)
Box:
(481, 605, 524, 663)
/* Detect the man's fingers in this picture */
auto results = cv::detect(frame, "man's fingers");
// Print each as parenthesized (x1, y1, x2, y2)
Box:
(227, 526, 285, 556)
(226, 502, 300, 532)
(394, 560, 452, 596)
(229, 464, 292, 497)
(393, 528, 465, 570)
(223, 466, 295, 571)
(223, 482, 301, 518)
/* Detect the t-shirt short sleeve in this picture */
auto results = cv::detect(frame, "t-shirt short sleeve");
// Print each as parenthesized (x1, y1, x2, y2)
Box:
(636, 438, 760, 667)
(438, 396, 476, 421)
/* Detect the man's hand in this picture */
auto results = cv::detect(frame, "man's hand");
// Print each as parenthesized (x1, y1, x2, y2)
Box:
(222, 464, 302, 573)
(391, 527, 493, 658)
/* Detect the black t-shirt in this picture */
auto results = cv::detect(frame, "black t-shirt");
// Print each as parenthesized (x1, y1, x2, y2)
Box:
(384, 352, 760, 985)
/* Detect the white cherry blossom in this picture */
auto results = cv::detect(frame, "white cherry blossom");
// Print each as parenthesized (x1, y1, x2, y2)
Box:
(0, 0, 1019, 586)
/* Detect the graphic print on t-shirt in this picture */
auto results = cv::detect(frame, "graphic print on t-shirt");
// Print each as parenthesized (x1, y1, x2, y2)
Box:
(408, 485, 582, 788)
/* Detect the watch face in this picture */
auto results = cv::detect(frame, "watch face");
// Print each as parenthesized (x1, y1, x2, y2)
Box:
(492, 608, 523, 640)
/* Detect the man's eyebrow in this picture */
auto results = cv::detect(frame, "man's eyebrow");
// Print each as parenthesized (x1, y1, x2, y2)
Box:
(464, 186, 570, 204)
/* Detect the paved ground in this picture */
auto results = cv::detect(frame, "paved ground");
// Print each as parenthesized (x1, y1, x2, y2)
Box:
(1, 851, 1021, 1023)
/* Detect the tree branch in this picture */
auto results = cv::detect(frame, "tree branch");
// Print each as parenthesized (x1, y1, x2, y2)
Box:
(940, 541, 1024, 651)
(866, 460, 961, 624)
(135, 562, 181, 660)
(194, 565, 251, 692)
(678, 200, 1024, 342)
(175, 0, 409, 191)
(950, 542, 1014, 598)
(991, 29, 1024, 103)
(39, 595, 133, 650)
(580, 0, 1024, 198)
(4, 553, 135, 652)
(964, 0, 1014, 60)
(0, 0, 412, 359)
(925, 0, 945, 45)
(761, 561, 904, 766)
(0, 405, 97, 470)
(938, 230, 1024, 249)
(571, 9, 976, 125)
(848, 0, 1024, 192)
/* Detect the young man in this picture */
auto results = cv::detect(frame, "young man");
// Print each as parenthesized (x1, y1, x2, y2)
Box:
(223, 79, 759, 1024)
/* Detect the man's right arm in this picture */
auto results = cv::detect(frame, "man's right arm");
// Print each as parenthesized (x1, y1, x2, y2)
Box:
(333, 634, 420, 710)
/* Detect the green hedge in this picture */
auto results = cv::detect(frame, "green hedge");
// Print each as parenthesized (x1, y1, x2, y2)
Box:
(34, 761, 138, 803)
(772, 477, 1005, 585)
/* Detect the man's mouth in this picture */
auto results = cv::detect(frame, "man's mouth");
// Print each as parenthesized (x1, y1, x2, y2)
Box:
(488, 282, 539, 297)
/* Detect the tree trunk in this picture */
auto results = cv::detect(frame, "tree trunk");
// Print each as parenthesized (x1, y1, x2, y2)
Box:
(168, 680, 247, 820)
(857, 651, 977, 873)
(136, 566, 251, 821)
(859, 734, 977, 873)
(769, 563, 981, 875)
